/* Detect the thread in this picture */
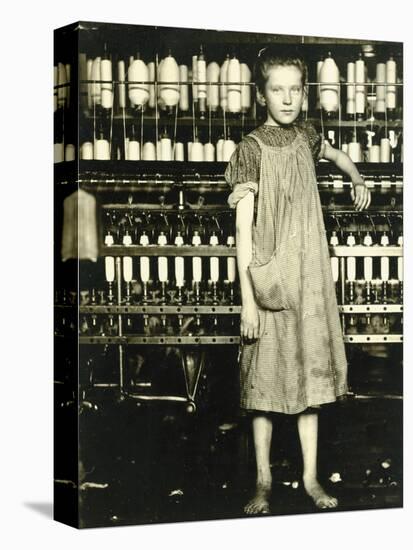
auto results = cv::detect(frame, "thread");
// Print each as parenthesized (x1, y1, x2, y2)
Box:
(217, 138, 224, 161)
(348, 141, 362, 163)
(375, 63, 386, 114)
(197, 53, 207, 106)
(192, 55, 198, 101)
(319, 54, 340, 113)
(101, 58, 113, 109)
(223, 140, 236, 161)
(204, 142, 215, 162)
(159, 53, 180, 108)
(175, 257, 184, 287)
(160, 137, 172, 161)
(54, 143, 64, 163)
(220, 55, 229, 112)
(148, 61, 156, 109)
(179, 65, 189, 111)
(174, 142, 185, 161)
(91, 57, 102, 105)
(240, 63, 252, 113)
(105, 257, 115, 282)
(65, 144, 75, 161)
(206, 62, 220, 110)
(380, 138, 391, 162)
(157, 232, 168, 282)
(142, 142, 156, 161)
(227, 55, 241, 113)
(94, 139, 110, 160)
(81, 142, 94, 160)
(187, 141, 193, 161)
(190, 141, 204, 162)
(128, 58, 149, 107)
(128, 140, 140, 160)
(369, 144, 380, 162)
(118, 60, 126, 109)
(355, 56, 366, 116)
(386, 56, 397, 110)
(86, 59, 93, 109)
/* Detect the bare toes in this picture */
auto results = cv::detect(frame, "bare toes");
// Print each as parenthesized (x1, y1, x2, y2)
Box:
(315, 495, 338, 509)
(327, 497, 338, 508)
(304, 479, 338, 510)
(245, 504, 253, 514)
(244, 497, 270, 515)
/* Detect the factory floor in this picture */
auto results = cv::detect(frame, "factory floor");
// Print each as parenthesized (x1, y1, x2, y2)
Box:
(55, 390, 402, 528)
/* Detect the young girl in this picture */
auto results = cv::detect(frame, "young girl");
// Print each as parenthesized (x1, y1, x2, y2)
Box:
(225, 46, 371, 515)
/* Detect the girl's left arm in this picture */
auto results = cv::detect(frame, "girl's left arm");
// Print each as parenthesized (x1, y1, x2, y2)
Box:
(321, 141, 371, 211)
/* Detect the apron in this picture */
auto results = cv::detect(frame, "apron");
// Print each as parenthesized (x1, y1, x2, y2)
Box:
(240, 129, 348, 414)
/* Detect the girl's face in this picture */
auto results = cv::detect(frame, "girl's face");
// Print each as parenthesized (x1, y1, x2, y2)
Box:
(258, 65, 304, 126)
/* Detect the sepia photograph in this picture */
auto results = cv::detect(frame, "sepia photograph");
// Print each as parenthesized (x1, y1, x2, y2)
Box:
(2, 2, 411, 548)
(53, 20, 403, 528)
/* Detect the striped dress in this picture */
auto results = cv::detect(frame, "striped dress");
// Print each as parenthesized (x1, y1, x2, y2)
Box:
(225, 121, 348, 414)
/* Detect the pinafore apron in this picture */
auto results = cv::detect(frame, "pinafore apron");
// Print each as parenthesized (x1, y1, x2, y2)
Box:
(240, 129, 348, 414)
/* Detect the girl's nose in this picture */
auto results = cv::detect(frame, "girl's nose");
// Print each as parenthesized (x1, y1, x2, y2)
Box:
(283, 92, 292, 104)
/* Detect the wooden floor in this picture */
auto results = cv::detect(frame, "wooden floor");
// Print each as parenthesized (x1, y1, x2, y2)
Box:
(55, 390, 402, 528)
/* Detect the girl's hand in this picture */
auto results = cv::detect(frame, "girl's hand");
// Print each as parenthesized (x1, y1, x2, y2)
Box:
(350, 181, 371, 211)
(241, 302, 260, 341)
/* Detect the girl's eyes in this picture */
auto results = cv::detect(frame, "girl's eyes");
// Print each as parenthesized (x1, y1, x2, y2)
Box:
(272, 87, 302, 93)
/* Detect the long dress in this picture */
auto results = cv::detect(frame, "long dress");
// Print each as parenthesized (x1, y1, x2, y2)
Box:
(225, 121, 348, 414)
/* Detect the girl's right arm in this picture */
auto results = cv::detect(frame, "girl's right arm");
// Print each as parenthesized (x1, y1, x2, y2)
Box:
(236, 191, 260, 340)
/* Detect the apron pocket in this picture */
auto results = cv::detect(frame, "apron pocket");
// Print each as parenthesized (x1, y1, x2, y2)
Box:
(249, 252, 290, 311)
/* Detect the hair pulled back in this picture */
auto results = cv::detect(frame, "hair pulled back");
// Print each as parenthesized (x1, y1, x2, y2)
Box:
(254, 45, 308, 94)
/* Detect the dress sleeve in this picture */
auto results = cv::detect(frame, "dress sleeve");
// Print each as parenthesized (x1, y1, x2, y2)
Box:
(300, 120, 326, 162)
(225, 138, 260, 209)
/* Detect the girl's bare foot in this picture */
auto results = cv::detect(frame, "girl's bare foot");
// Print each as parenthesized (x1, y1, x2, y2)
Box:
(303, 477, 338, 509)
(244, 483, 271, 515)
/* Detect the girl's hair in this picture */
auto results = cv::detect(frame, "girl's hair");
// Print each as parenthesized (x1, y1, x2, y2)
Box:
(255, 45, 308, 94)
